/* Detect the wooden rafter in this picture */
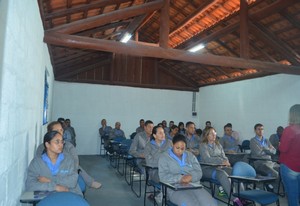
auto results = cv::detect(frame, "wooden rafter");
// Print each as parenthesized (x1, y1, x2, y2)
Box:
(47, 0, 164, 34)
(43, 32, 300, 74)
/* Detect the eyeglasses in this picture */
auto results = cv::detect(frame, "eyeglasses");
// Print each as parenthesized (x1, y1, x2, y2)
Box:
(51, 139, 65, 145)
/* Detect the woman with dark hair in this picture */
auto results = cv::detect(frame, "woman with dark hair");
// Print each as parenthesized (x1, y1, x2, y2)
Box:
(158, 134, 217, 206)
(26, 131, 82, 195)
(178, 122, 185, 135)
(144, 126, 172, 183)
(279, 104, 300, 206)
(166, 124, 178, 140)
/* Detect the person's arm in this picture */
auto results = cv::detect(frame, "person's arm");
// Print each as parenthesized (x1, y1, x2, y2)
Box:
(144, 143, 155, 166)
(26, 159, 56, 191)
(64, 142, 79, 167)
(279, 128, 291, 153)
(199, 143, 224, 164)
(158, 154, 182, 183)
(129, 135, 139, 157)
(52, 155, 79, 189)
(250, 138, 265, 157)
(187, 153, 202, 182)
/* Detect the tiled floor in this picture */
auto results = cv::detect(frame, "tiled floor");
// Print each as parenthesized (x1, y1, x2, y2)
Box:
(79, 155, 288, 206)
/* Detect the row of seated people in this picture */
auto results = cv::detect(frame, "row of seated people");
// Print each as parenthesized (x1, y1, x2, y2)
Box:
(124, 120, 283, 206)
(25, 121, 102, 205)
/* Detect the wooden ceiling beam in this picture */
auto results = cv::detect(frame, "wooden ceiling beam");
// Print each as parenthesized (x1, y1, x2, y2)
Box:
(44, 32, 300, 75)
(58, 79, 199, 91)
(115, 14, 148, 41)
(240, 0, 249, 59)
(159, 0, 170, 48)
(249, 22, 300, 65)
(47, 0, 164, 34)
(169, 0, 218, 37)
(44, 0, 131, 20)
(250, 0, 299, 22)
(179, 0, 297, 50)
(77, 21, 129, 37)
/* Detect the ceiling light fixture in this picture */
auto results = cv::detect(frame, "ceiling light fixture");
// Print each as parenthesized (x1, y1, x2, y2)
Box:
(120, 32, 132, 43)
(188, 44, 205, 52)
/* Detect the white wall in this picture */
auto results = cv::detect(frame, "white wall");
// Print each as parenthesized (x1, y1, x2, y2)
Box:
(0, 0, 54, 205)
(198, 74, 300, 141)
(52, 82, 200, 154)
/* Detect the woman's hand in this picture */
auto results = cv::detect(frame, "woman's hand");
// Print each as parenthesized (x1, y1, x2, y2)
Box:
(222, 160, 231, 167)
(180, 175, 192, 184)
(55, 185, 69, 192)
(38, 176, 51, 183)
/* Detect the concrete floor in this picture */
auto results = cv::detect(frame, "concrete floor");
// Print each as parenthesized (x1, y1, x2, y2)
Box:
(79, 155, 288, 206)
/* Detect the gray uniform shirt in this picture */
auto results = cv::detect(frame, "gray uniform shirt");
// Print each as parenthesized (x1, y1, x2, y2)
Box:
(25, 153, 82, 196)
(144, 139, 172, 182)
(158, 150, 202, 184)
(199, 142, 228, 164)
(129, 131, 149, 157)
(36, 142, 79, 167)
(250, 136, 276, 169)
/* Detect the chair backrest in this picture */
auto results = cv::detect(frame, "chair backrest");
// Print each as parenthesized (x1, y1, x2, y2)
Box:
(232, 161, 256, 177)
(37, 192, 90, 206)
(130, 132, 137, 139)
(241, 140, 250, 150)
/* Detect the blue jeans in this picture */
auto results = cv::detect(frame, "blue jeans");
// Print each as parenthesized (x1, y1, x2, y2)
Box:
(280, 164, 300, 206)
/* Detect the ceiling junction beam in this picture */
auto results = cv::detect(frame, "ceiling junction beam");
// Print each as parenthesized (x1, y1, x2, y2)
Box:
(47, 0, 164, 34)
(44, 32, 300, 75)
(239, 0, 250, 59)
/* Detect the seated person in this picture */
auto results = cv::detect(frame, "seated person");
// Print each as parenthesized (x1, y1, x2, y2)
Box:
(99, 118, 112, 148)
(178, 122, 185, 135)
(129, 120, 154, 172)
(158, 134, 217, 206)
(26, 131, 82, 195)
(136, 119, 145, 133)
(220, 124, 245, 165)
(109, 121, 125, 140)
(185, 121, 202, 160)
(36, 121, 101, 189)
(166, 124, 178, 140)
(144, 126, 172, 183)
(200, 127, 244, 205)
(250, 123, 279, 178)
(269, 126, 284, 154)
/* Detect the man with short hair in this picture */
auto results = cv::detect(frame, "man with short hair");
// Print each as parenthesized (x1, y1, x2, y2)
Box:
(250, 123, 279, 178)
(136, 119, 145, 133)
(220, 124, 240, 153)
(269, 126, 284, 151)
(109, 122, 125, 140)
(129, 120, 154, 173)
(185, 121, 201, 159)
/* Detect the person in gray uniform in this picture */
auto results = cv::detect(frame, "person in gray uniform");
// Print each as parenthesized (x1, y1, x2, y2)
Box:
(36, 121, 102, 189)
(250, 123, 279, 178)
(26, 131, 82, 196)
(144, 126, 172, 183)
(185, 121, 202, 160)
(129, 120, 154, 173)
(200, 126, 244, 205)
(158, 134, 217, 206)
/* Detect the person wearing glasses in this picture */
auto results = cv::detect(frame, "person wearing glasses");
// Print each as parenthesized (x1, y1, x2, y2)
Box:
(26, 131, 82, 195)
(36, 121, 102, 189)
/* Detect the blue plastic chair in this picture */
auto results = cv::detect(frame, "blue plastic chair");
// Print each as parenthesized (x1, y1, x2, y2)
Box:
(37, 192, 90, 206)
(228, 161, 279, 206)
